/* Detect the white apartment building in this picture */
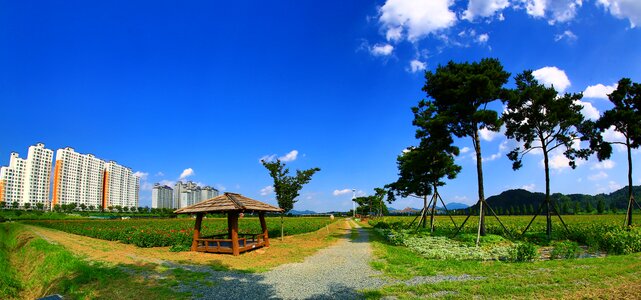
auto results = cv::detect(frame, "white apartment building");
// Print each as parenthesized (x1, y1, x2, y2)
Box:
(104, 162, 140, 209)
(152, 184, 173, 209)
(173, 181, 219, 208)
(52, 147, 105, 208)
(0, 143, 53, 207)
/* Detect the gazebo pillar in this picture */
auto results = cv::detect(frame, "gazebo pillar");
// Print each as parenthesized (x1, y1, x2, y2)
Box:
(259, 212, 270, 247)
(229, 211, 240, 256)
(191, 212, 204, 251)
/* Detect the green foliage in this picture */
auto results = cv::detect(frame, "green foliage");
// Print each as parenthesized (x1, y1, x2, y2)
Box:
(261, 159, 320, 213)
(550, 241, 580, 259)
(509, 242, 538, 262)
(169, 244, 191, 252)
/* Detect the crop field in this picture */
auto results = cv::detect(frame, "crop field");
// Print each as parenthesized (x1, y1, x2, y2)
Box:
(370, 214, 641, 255)
(24, 216, 333, 249)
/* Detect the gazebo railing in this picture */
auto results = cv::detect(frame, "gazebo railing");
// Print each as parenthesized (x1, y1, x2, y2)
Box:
(195, 233, 267, 253)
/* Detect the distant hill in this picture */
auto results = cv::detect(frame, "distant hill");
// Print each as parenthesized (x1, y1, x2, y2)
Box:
(442, 202, 469, 210)
(466, 186, 641, 214)
(289, 209, 318, 215)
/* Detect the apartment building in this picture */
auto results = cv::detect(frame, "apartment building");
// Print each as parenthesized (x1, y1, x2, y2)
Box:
(173, 181, 219, 208)
(52, 147, 139, 209)
(104, 162, 140, 209)
(151, 184, 173, 209)
(0, 143, 53, 207)
(52, 147, 105, 208)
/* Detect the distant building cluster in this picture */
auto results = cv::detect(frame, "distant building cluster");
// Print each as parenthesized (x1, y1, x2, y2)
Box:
(0, 143, 140, 209)
(152, 181, 219, 209)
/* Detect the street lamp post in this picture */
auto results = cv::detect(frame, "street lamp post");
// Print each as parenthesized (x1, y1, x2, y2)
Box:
(352, 189, 356, 218)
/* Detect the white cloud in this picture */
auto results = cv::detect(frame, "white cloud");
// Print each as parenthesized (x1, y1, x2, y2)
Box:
(179, 168, 194, 180)
(547, 151, 585, 170)
(522, 0, 546, 17)
(479, 127, 501, 141)
(259, 154, 277, 163)
(483, 152, 502, 162)
(155, 172, 164, 177)
(333, 189, 353, 196)
(370, 43, 394, 56)
(260, 185, 274, 196)
(215, 184, 227, 191)
(575, 100, 600, 120)
(133, 171, 149, 180)
(608, 180, 622, 191)
(141, 182, 154, 191)
(386, 26, 403, 41)
(409, 60, 426, 73)
(279, 150, 299, 162)
(603, 126, 627, 152)
(554, 30, 578, 42)
(532, 66, 571, 92)
(521, 183, 536, 191)
(520, 0, 582, 24)
(598, 0, 641, 28)
(379, 0, 457, 42)
(460, 147, 471, 154)
(477, 33, 490, 43)
(463, 0, 510, 21)
(583, 83, 617, 99)
(591, 160, 616, 170)
(589, 171, 609, 181)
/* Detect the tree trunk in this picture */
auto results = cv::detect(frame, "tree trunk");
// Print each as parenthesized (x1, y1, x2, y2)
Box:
(543, 149, 552, 239)
(281, 213, 284, 241)
(473, 129, 486, 236)
(422, 194, 427, 228)
(627, 137, 633, 226)
(430, 185, 438, 233)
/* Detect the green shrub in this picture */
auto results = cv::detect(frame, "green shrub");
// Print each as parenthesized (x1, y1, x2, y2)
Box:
(510, 242, 538, 262)
(550, 241, 580, 259)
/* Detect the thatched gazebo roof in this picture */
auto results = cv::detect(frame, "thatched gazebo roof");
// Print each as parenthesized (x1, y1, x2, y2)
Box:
(175, 192, 283, 214)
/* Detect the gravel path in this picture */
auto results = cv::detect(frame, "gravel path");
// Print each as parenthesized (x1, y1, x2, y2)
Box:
(182, 219, 387, 299)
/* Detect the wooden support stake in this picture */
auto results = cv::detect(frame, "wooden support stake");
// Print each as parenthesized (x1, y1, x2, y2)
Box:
(231, 212, 240, 256)
(191, 213, 203, 251)
(259, 212, 269, 247)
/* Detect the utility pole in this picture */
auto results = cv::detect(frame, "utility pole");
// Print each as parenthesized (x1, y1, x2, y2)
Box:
(352, 189, 356, 218)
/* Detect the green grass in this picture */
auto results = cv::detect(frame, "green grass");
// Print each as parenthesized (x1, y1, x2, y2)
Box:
(0, 222, 188, 299)
(366, 227, 641, 299)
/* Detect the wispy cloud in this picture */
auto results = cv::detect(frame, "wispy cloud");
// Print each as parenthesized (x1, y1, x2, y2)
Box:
(179, 168, 194, 180)
(260, 185, 274, 196)
(280, 150, 299, 162)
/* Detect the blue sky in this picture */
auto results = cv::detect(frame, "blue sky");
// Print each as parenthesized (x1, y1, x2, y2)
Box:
(1, 0, 641, 212)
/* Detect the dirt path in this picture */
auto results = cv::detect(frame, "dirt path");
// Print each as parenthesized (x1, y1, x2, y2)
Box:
(175, 219, 388, 299)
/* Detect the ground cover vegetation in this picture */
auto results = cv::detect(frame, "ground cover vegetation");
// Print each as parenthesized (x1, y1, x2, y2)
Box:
(364, 221, 641, 299)
(0, 223, 184, 299)
(23, 217, 332, 250)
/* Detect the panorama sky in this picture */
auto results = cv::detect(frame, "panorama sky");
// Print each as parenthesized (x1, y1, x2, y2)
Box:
(1, 0, 641, 212)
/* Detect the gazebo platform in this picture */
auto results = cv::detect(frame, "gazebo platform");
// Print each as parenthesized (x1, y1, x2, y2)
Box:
(194, 233, 267, 254)
(174, 192, 283, 256)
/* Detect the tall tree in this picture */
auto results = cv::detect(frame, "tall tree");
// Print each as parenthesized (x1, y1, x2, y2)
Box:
(262, 159, 320, 239)
(422, 58, 510, 236)
(387, 102, 461, 231)
(502, 70, 589, 239)
(586, 78, 641, 226)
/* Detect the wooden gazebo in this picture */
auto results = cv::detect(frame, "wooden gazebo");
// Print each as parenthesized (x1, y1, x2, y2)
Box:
(174, 192, 283, 256)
